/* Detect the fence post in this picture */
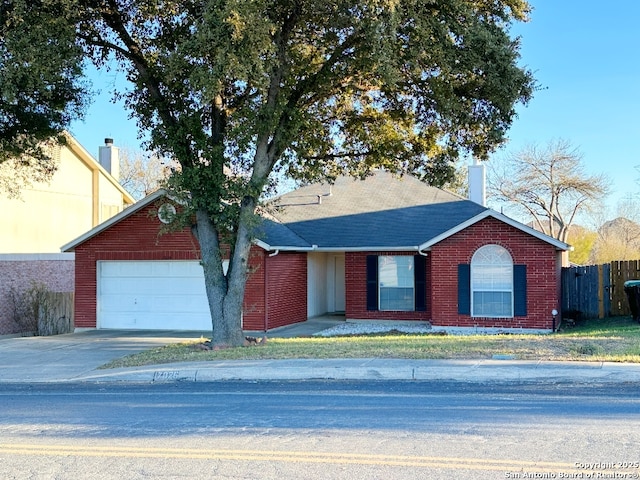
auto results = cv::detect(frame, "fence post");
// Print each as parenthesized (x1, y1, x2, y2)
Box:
(598, 264, 604, 319)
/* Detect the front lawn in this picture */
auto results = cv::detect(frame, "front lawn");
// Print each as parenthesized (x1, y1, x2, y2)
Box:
(100, 316, 640, 369)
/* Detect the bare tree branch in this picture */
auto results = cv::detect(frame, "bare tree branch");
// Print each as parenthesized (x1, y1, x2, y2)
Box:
(488, 139, 610, 243)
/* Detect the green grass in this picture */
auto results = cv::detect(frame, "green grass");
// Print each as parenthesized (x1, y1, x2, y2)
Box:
(100, 316, 640, 369)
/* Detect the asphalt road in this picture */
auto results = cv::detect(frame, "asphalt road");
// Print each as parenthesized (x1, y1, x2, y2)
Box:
(1, 380, 640, 479)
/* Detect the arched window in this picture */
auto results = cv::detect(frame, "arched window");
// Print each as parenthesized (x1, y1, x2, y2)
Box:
(471, 245, 513, 317)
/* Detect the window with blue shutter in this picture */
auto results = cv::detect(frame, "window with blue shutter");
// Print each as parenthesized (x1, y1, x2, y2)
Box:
(459, 261, 527, 318)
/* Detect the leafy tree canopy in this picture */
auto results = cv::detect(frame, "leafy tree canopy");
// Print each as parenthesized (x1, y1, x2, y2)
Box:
(0, 0, 86, 172)
(1, 0, 535, 345)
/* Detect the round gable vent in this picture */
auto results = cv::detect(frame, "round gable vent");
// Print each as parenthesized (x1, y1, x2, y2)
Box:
(158, 202, 177, 224)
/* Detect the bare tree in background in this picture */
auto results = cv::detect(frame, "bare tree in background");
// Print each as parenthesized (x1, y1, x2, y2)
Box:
(443, 158, 469, 199)
(488, 139, 609, 243)
(588, 196, 640, 263)
(118, 148, 178, 200)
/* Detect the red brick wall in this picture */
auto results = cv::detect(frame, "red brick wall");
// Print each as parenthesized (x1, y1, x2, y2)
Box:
(73, 201, 276, 330)
(430, 217, 559, 330)
(345, 251, 432, 321)
(264, 252, 307, 329)
(0, 254, 75, 335)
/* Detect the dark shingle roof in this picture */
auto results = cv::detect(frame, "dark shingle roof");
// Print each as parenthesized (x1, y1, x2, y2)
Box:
(258, 171, 487, 250)
(256, 218, 313, 249)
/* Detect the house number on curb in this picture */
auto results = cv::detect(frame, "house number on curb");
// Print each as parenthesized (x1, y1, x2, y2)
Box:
(153, 371, 182, 381)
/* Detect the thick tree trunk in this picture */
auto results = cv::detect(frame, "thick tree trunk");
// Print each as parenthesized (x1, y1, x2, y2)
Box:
(194, 206, 256, 347)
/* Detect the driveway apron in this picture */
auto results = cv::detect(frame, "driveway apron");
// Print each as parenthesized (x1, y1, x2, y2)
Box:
(0, 330, 208, 383)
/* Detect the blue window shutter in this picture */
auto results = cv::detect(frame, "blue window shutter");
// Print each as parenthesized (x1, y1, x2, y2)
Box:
(414, 255, 427, 311)
(366, 255, 378, 311)
(458, 264, 471, 315)
(514, 265, 527, 316)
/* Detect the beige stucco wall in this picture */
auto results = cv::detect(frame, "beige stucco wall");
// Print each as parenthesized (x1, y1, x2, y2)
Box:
(0, 140, 131, 253)
(98, 171, 127, 223)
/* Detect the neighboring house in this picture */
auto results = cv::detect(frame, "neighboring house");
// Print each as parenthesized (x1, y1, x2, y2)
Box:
(62, 169, 570, 334)
(0, 134, 135, 253)
(0, 134, 134, 335)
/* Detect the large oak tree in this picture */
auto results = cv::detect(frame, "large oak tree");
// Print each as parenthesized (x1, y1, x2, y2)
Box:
(1, 0, 534, 346)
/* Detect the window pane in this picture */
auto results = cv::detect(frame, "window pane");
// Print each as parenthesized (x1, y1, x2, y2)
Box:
(473, 245, 513, 265)
(473, 291, 512, 317)
(380, 287, 414, 311)
(472, 265, 512, 290)
(379, 256, 413, 288)
(379, 256, 414, 311)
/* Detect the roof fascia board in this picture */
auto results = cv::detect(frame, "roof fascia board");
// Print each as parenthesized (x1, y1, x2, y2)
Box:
(254, 239, 315, 252)
(495, 211, 571, 249)
(418, 210, 571, 251)
(260, 245, 428, 252)
(314, 246, 425, 252)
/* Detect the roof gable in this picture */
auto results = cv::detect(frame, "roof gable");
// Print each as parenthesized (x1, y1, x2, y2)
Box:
(419, 209, 571, 251)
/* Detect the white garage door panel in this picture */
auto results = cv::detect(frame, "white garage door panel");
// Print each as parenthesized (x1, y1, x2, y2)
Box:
(98, 261, 211, 330)
(101, 261, 204, 278)
(101, 277, 205, 296)
(100, 294, 209, 313)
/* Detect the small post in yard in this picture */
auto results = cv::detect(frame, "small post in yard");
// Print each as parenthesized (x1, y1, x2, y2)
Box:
(552, 309, 558, 332)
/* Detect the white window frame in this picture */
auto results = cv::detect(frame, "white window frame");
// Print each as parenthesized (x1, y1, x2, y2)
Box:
(378, 255, 414, 311)
(470, 245, 514, 318)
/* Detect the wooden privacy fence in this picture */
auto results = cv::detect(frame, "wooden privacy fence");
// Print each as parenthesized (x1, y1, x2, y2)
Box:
(38, 292, 74, 336)
(561, 260, 640, 319)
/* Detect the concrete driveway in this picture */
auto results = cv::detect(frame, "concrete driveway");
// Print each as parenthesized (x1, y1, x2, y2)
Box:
(0, 318, 343, 383)
(0, 330, 209, 383)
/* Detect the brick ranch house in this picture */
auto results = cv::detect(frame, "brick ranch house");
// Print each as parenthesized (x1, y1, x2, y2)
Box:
(62, 170, 570, 333)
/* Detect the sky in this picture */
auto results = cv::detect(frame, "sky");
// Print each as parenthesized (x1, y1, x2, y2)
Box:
(68, 0, 640, 217)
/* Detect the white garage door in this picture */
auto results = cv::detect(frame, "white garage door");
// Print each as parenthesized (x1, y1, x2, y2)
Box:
(98, 261, 211, 330)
